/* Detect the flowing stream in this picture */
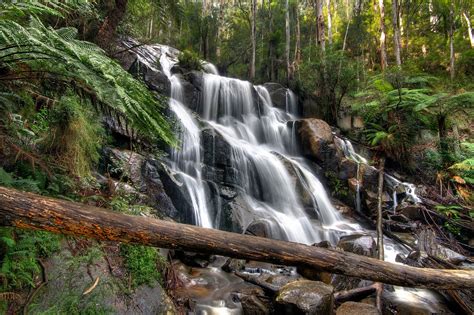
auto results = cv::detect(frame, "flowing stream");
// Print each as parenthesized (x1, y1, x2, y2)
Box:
(126, 41, 450, 314)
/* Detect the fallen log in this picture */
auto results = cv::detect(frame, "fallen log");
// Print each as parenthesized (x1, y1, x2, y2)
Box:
(0, 186, 473, 289)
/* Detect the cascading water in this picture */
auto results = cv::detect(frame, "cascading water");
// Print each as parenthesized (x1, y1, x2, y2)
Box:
(160, 47, 213, 228)
(335, 136, 422, 211)
(200, 72, 353, 244)
(124, 40, 448, 313)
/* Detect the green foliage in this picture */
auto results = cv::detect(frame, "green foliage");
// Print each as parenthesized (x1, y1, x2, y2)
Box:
(0, 228, 60, 291)
(0, 5, 175, 145)
(120, 244, 164, 288)
(43, 93, 104, 177)
(298, 48, 358, 123)
(449, 158, 474, 184)
(178, 49, 203, 71)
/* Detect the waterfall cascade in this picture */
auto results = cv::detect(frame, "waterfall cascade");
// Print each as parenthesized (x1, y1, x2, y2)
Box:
(123, 41, 450, 314)
(158, 48, 358, 245)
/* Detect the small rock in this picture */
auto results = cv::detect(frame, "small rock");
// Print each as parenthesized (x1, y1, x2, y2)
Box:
(337, 234, 377, 258)
(397, 203, 423, 221)
(336, 302, 380, 315)
(275, 280, 334, 315)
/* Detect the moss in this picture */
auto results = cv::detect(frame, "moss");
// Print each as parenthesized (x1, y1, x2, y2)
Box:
(120, 244, 164, 288)
(178, 49, 203, 71)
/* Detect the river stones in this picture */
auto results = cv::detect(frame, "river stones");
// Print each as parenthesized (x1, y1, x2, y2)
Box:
(336, 302, 380, 315)
(337, 234, 377, 258)
(275, 280, 334, 315)
(331, 234, 377, 291)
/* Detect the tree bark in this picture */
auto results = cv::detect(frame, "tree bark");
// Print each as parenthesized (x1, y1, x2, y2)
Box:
(327, 0, 333, 45)
(378, 0, 388, 70)
(376, 156, 385, 312)
(463, 11, 474, 48)
(294, 0, 302, 69)
(97, 0, 128, 51)
(285, 0, 291, 82)
(250, 0, 257, 80)
(391, 0, 402, 67)
(0, 186, 473, 289)
(449, 0, 455, 80)
(316, 0, 325, 51)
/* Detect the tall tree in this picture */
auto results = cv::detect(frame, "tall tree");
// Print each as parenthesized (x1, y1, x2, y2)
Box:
(294, 0, 302, 68)
(378, 0, 388, 70)
(392, 0, 402, 67)
(286, 0, 291, 81)
(327, 0, 333, 45)
(97, 0, 128, 50)
(250, 0, 257, 80)
(462, 11, 474, 48)
(315, 0, 325, 51)
(449, 0, 455, 80)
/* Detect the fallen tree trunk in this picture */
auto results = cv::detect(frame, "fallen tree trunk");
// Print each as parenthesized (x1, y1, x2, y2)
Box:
(0, 186, 472, 289)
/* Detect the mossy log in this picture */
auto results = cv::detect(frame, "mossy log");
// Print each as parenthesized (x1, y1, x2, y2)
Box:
(0, 186, 473, 289)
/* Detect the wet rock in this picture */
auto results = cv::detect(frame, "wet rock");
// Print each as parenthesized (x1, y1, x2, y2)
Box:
(129, 58, 171, 95)
(332, 235, 377, 291)
(233, 286, 272, 315)
(383, 220, 417, 233)
(158, 166, 198, 224)
(275, 280, 334, 315)
(263, 83, 288, 111)
(172, 250, 214, 268)
(222, 195, 254, 233)
(397, 203, 423, 221)
(337, 234, 377, 258)
(141, 160, 179, 219)
(298, 242, 333, 283)
(297, 119, 334, 164)
(382, 290, 453, 315)
(222, 258, 246, 273)
(100, 147, 144, 182)
(336, 302, 380, 315)
(245, 220, 273, 238)
(181, 71, 203, 112)
(338, 158, 358, 180)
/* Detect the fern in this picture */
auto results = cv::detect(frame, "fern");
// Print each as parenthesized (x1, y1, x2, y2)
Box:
(0, 4, 175, 145)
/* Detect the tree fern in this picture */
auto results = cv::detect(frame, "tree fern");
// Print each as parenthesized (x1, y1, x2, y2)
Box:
(0, 3, 175, 145)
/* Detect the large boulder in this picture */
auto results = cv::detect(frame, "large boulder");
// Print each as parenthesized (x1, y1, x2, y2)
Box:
(275, 280, 334, 315)
(336, 302, 379, 315)
(129, 58, 171, 95)
(297, 119, 336, 166)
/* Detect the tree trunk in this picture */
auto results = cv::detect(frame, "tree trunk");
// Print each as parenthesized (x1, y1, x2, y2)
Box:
(216, 0, 226, 59)
(285, 0, 291, 82)
(97, 0, 128, 51)
(294, 0, 302, 69)
(463, 11, 474, 48)
(438, 114, 449, 162)
(327, 0, 333, 45)
(0, 186, 472, 289)
(250, 0, 257, 80)
(391, 0, 402, 67)
(378, 0, 388, 70)
(376, 156, 385, 312)
(316, 0, 325, 51)
(449, 0, 455, 80)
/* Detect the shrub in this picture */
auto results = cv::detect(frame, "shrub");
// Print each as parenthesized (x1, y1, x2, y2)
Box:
(178, 49, 203, 71)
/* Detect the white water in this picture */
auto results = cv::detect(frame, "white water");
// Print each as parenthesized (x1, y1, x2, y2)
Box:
(200, 72, 353, 244)
(123, 41, 446, 313)
(160, 47, 213, 228)
(335, 136, 422, 208)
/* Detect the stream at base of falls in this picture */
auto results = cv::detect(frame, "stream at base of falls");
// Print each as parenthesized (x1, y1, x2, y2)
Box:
(127, 41, 455, 314)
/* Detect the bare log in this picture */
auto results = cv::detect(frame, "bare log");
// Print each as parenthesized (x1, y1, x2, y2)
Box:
(334, 285, 377, 303)
(0, 186, 473, 289)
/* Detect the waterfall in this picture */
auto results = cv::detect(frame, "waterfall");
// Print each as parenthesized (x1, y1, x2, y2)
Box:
(335, 136, 421, 209)
(160, 47, 213, 228)
(199, 73, 349, 244)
